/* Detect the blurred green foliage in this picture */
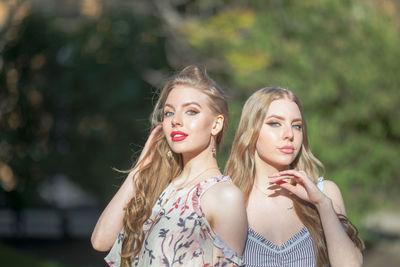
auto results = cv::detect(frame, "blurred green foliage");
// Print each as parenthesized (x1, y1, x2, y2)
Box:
(1, 0, 399, 236)
(184, 0, 400, 227)
(0, 10, 169, 207)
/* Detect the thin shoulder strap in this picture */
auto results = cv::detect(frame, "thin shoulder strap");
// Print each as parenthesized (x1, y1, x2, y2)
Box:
(317, 177, 324, 192)
(198, 175, 232, 198)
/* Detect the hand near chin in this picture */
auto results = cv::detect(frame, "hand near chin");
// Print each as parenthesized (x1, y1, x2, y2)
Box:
(268, 170, 326, 205)
(137, 124, 163, 168)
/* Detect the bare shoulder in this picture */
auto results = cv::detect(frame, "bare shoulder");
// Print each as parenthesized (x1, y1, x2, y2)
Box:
(201, 181, 246, 219)
(201, 181, 248, 254)
(322, 179, 346, 215)
(202, 181, 245, 204)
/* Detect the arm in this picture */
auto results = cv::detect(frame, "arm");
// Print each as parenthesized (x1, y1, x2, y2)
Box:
(269, 170, 363, 267)
(91, 170, 136, 251)
(91, 124, 162, 251)
(316, 180, 363, 267)
(201, 182, 248, 256)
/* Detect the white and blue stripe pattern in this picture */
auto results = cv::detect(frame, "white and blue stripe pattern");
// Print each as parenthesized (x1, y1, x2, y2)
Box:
(243, 178, 325, 266)
(244, 227, 316, 267)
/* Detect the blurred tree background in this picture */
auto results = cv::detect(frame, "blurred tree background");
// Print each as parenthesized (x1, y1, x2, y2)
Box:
(0, 0, 399, 266)
(183, 0, 400, 230)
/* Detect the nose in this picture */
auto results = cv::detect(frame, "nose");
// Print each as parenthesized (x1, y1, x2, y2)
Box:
(282, 125, 294, 141)
(171, 113, 183, 127)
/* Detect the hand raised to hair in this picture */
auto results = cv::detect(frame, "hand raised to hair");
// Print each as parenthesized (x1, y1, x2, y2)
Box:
(268, 170, 327, 206)
(136, 124, 163, 168)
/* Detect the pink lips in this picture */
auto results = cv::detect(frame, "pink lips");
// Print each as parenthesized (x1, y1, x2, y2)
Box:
(279, 145, 294, 154)
(171, 131, 188, 141)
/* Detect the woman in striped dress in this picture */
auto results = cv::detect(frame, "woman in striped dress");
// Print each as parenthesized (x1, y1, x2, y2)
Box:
(225, 88, 364, 267)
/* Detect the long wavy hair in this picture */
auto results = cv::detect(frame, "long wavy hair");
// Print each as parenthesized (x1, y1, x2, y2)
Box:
(225, 87, 364, 266)
(120, 65, 229, 266)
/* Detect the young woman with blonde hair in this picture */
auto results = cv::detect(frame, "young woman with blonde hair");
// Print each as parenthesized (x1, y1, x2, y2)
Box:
(91, 65, 247, 266)
(225, 87, 364, 267)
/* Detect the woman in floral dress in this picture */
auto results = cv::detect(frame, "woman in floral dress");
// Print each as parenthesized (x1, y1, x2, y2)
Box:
(91, 65, 248, 267)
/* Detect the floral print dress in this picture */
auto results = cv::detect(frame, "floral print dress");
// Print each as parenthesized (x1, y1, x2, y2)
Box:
(105, 175, 244, 267)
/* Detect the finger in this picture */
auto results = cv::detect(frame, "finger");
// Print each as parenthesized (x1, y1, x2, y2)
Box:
(271, 179, 290, 186)
(276, 170, 314, 185)
(146, 124, 163, 144)
(268, 170, 303, 179)
(269, 175, 299, 185)
(150, 124, 163, 136)
(275, 169, 304, 178)
(268, 172, 282, 178)
(277, 182, 297, 191)
(267, 184, 282, 190)
(277, 171, 321, 195)
(275, 182, 301, 195)
(139, 125, 163, 162)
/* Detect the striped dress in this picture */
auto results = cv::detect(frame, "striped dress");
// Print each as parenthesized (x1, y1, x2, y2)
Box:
(243, 177, 325, 267)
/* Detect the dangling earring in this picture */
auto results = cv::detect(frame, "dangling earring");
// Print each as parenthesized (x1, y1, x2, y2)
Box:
(167, 150, 173, 159)
(211, 147, 216, 157)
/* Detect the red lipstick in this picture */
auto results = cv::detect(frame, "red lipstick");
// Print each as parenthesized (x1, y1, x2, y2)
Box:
(171, 131, 188, 141)
(279, 145, 294, 154)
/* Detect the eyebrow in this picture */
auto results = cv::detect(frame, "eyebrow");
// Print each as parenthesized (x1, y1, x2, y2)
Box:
(164, 102, 202, 109)
(266, 115, 302, 122)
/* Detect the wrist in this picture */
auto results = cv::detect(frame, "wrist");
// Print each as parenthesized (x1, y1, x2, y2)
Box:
(315, 195, 332, 211)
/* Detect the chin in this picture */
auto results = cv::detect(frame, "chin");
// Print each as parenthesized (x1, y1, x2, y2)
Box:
(169, 147, 184, 154)
(167, 141, 186, 151)
(272, 159, 294, 169)
(169, 145, 192, 154)
(175, 146, 208, 157)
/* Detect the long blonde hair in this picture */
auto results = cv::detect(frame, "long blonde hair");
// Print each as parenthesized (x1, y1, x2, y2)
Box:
(225, 87, 364, 266)
(120, 65, 229, 266)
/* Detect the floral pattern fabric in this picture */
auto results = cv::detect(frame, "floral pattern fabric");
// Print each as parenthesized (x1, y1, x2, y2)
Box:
(105, 175, 243, 267)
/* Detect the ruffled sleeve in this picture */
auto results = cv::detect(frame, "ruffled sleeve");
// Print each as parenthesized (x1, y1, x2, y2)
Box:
(104, 232, 124, 267)
(211, 234, 245, 266)
(317, 177, 325, 192)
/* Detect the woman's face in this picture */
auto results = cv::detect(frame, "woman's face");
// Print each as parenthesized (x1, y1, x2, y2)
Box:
(162, 85, 221, 157)
(256, 98, 303, 169)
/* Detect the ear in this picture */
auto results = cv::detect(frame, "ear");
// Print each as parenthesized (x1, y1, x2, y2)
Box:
(211, 115, 224, 136)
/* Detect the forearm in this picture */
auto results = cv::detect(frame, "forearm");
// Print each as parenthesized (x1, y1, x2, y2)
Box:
(316, 197, 363, 267)
(91, 171, 136, 251)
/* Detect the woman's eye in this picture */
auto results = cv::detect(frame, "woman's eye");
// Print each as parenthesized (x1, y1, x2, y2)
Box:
(164, 111, 174, 117)
(186, 110, 199, 115)
(292, 124, 302, 130)
(266, 122, 280, 127)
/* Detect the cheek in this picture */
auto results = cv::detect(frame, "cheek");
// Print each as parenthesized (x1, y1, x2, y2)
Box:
(295, 132, 303, 148)
(189, 116, 213, 133)
(187, 120, 199, 130)
(259, 128, 276, 145)
(256, 130, 274, 153)
(162, 121, 169, 136)
(292, 133, 303, 157)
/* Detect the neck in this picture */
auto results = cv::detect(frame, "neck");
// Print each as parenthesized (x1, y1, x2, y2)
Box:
(254, 151, 289, 193)
(175, 144, 220, 185)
